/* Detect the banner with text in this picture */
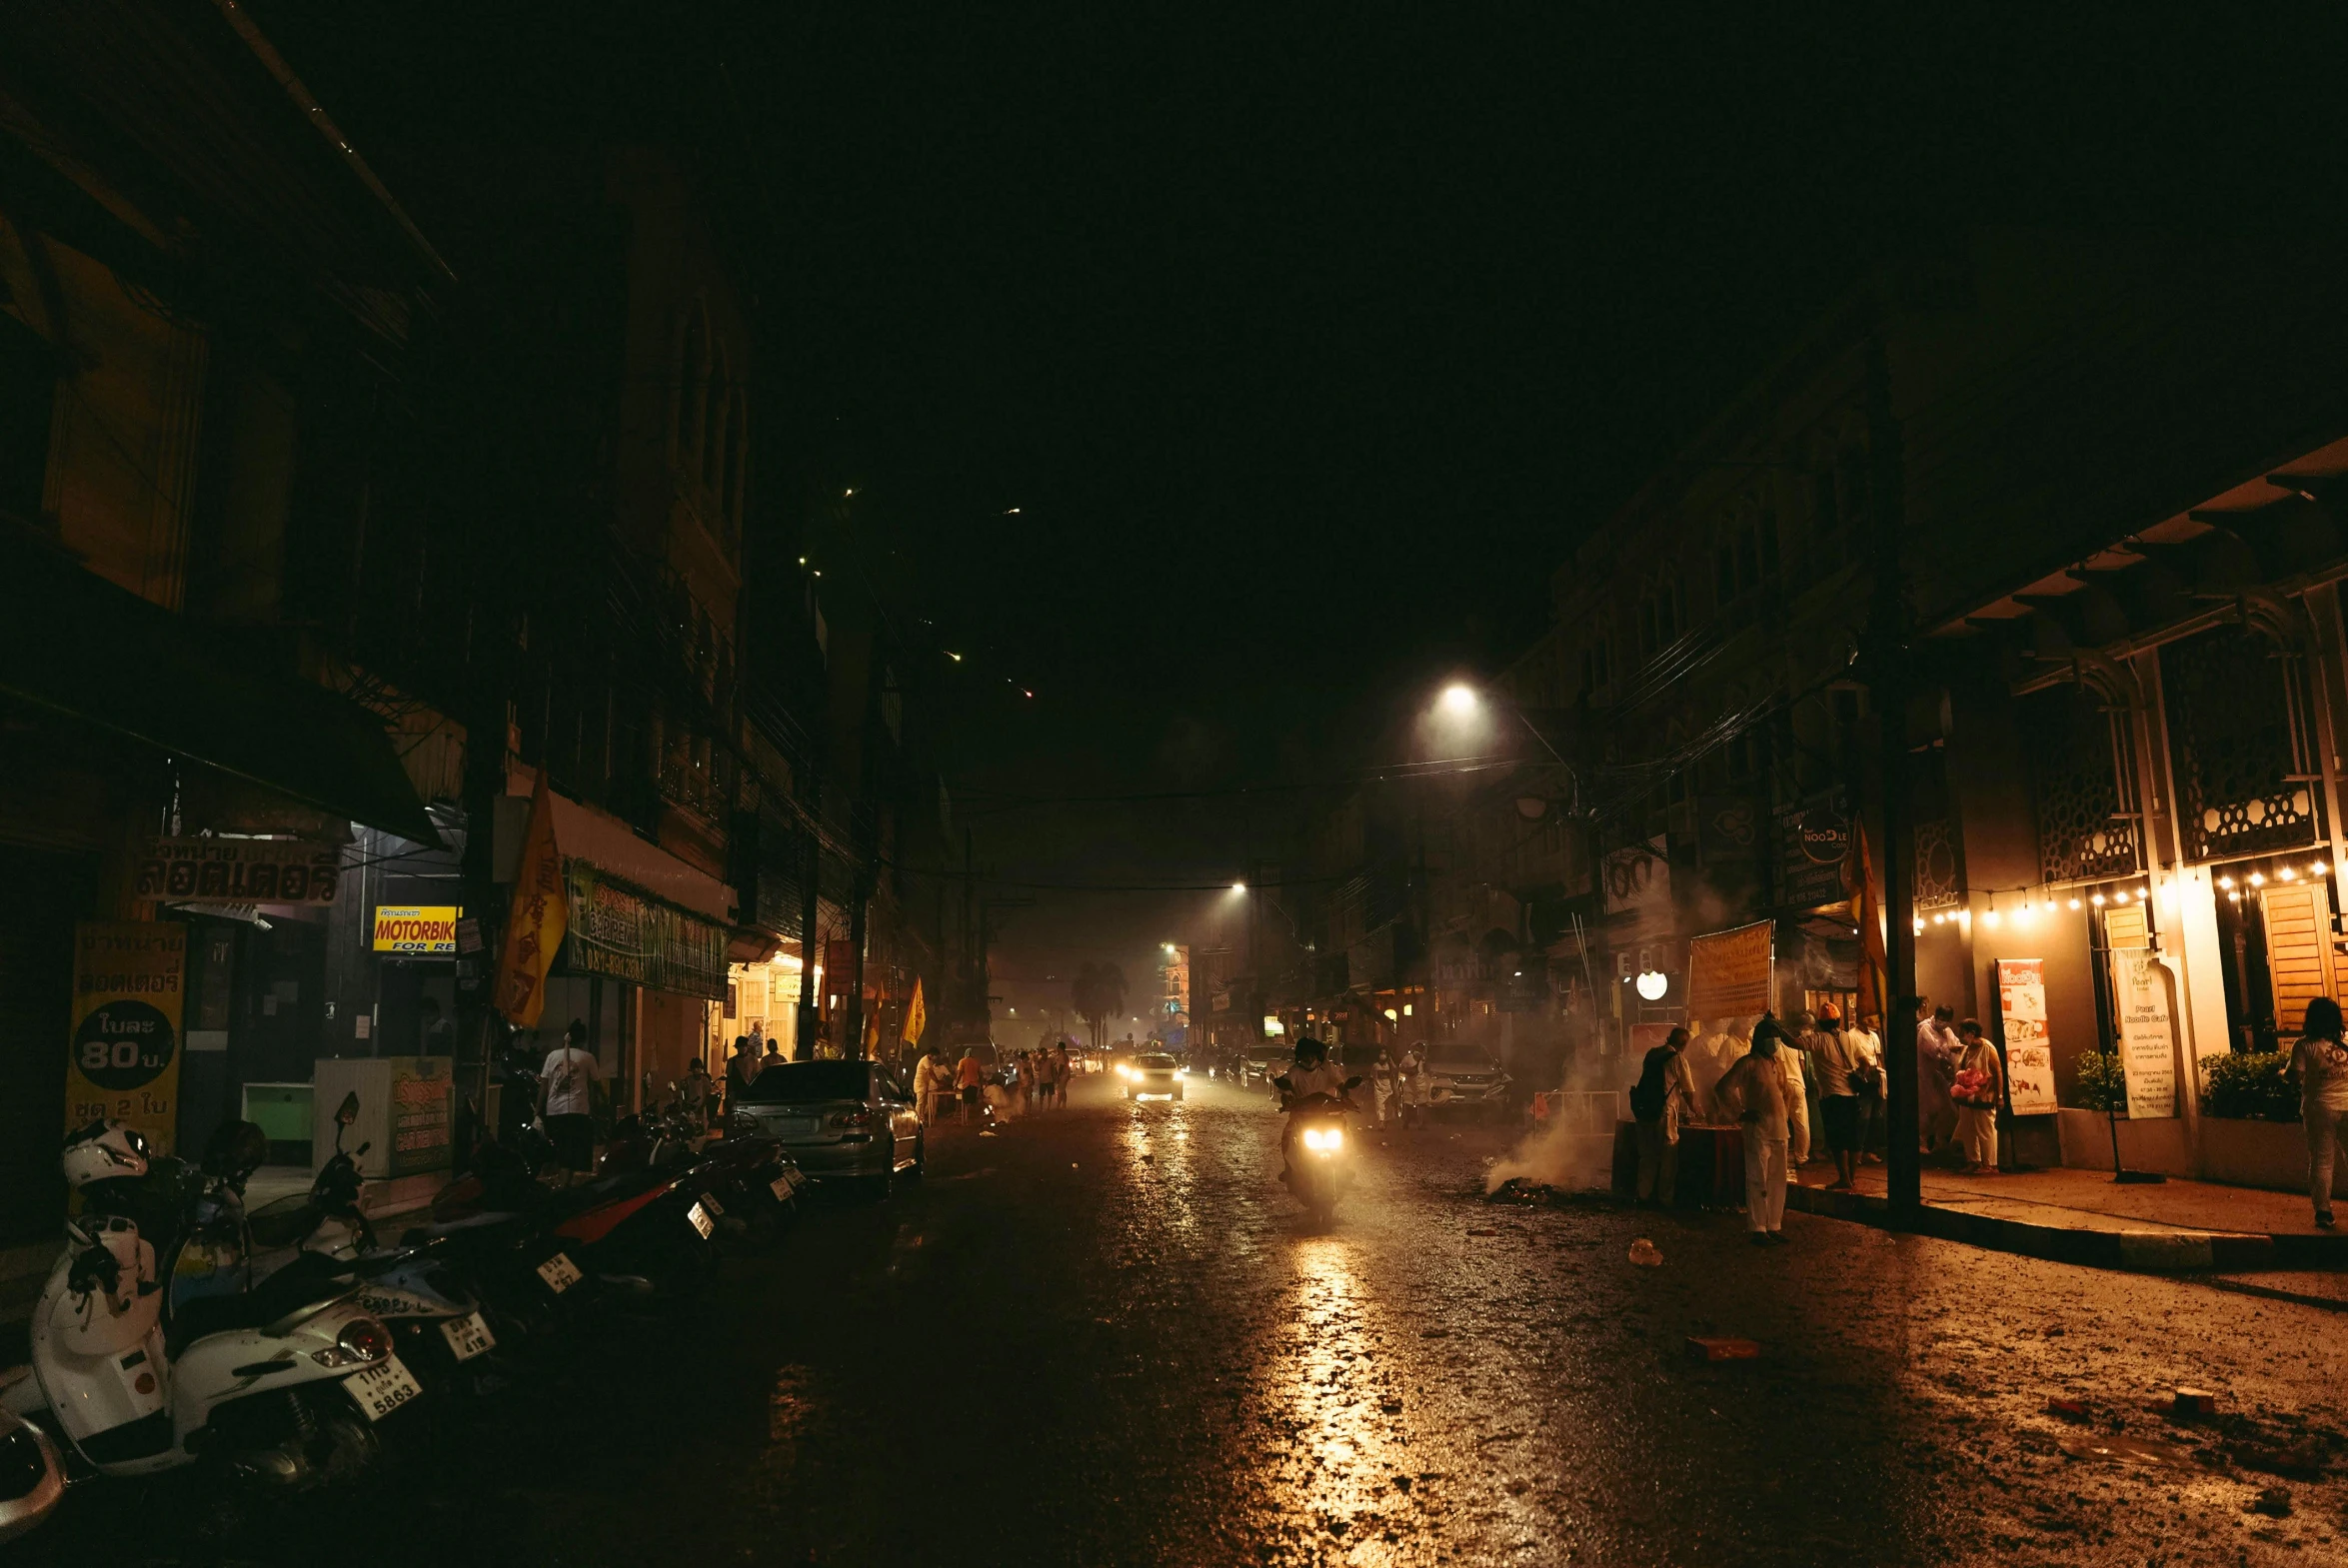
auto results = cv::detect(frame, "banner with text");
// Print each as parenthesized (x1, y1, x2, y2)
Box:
(66, 922, 186, 1152)
(137, 836, 341, 905)
(1994, 958, 2058, 1115)
(1685, 919, 1773, 1022)
(2109, 949, 2178, 1119)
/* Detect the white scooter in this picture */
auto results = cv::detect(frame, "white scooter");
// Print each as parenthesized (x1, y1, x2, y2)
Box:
(0, 1122, 418, 1489)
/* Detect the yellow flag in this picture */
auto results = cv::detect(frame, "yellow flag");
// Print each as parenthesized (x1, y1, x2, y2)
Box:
(902, 977, 927, 1045)
(493, 771, 566, 1028)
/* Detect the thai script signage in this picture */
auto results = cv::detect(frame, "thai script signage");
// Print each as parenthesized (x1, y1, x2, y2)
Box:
(372, 905, 462, 956)
(137, 836, 341, 904)
(66, 922, 185, 1152)
(1994, 958, 2058, 1115)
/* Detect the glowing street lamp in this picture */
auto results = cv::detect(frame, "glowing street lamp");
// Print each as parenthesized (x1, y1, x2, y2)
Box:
(1439, 684, 1480, 717)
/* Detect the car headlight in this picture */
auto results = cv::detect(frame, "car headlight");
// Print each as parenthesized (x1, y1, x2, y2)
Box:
(1116, 1065, 1132, 1079)
(1174, 1068, 1187, 1077)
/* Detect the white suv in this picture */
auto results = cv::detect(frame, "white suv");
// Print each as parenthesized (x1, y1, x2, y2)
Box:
(1423, 1049, 1511, 1120)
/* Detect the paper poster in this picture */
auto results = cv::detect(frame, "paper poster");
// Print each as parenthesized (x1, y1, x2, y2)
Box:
(1686, 919, 1773, 1021)
(66, 922, 186, 1151)
(2109, 949, 2177, 1119)
(1995, 958, 2058, 1115)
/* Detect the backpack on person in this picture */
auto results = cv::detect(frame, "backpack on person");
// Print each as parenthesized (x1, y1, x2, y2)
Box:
(1629, 1049, 1669, 1121)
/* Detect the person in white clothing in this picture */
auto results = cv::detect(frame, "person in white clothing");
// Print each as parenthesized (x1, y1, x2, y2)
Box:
(1846, 1012, 1885, 1163)
(1713, 1031, 1794, 1244)
(2292, 995, 2348, 1228)
(1681, 1016, 1748, 1120)
(1755, 1014, 1809, 1172)
(538, 1019, 602, 1176)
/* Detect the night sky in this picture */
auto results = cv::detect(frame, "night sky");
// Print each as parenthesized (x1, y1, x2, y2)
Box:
(257, 5, 2339, 1014)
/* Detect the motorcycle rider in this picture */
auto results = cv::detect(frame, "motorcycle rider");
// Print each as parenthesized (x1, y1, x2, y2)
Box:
(1275, 1037, 1352, 1183)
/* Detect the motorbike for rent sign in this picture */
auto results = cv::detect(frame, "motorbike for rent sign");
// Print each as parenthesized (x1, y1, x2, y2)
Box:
(1994, 958, 2058, 1115)
(372, 905, 461, 956)
(66, 922, 186, 1151)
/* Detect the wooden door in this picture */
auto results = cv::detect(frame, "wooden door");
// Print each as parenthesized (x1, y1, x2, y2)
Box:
(2261, 880, 2337, 1037)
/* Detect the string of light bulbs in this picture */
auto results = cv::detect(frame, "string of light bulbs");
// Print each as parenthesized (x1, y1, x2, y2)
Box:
(1902, 854, 2336, 933)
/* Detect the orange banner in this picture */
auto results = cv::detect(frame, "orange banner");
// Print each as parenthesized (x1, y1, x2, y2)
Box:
(493, 771, 567, 1029)
(1685, 919, 1773, 1021)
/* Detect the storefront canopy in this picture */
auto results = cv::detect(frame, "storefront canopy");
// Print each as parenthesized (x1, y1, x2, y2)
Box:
(0, 539, 441, 846)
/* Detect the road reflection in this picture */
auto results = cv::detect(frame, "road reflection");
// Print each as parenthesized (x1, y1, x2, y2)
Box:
(1245, 1233, 1418, 1562)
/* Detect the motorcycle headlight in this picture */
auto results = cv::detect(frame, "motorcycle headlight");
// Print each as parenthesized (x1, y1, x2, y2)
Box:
(1301, 1127, 1342, 1152)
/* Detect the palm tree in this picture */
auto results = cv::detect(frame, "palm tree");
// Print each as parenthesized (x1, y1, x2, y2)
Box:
(1072, 960, 1128, 1049)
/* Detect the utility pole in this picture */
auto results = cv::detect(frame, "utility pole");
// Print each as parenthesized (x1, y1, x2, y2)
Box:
(841, 642, 889, 1060)
(1864, 331, 1921, 1224)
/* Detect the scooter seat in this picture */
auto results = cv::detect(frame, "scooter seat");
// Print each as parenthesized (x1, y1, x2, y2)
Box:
(166, 1258, 353, 1357)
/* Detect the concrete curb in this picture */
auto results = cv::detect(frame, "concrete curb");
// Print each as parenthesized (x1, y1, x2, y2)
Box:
(1782, 1181, 2348, 1272)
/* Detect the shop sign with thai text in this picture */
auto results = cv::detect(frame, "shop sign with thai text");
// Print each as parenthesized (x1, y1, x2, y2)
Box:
(563, 865, 727, 1000)
(66, 922, 185, 1152)
(137, 836, 342, 905)
(1994, 958, 2058, 1115)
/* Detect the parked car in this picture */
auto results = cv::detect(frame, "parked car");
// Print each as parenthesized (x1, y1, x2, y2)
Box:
(1119, 1052, 1185, 1101)
(730, 1060, 925, 1195)
(1423, 1047, 1512, 1120)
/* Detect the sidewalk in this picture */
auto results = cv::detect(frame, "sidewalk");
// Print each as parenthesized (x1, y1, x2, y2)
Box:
(1785, 1159, 2348, 1272)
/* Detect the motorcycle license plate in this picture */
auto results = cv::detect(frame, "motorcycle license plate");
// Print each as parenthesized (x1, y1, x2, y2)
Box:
(439, 1310, 496, 1362)
(536, 1252, 582, 1294)
(687, 1201, 715, 1239)
(700, 1193, 724, 1217)
(770, 1172, 799, 1201)
(344, 1354, 423, 1422)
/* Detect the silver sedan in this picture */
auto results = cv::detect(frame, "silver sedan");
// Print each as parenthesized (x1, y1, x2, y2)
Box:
(729, 1060, 925, 1196)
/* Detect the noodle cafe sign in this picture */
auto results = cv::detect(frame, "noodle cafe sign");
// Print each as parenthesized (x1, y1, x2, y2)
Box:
(372, 905, 462, 956)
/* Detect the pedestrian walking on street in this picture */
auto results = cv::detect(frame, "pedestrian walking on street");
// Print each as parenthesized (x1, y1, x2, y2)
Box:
(682, 1057, 713, 1132)
(2294, 997, 2348, 1227)
(1754, 1013, 1809, 1173)
(956, 1047, 988, 1118)
(912, 1047, 942, 1126)
(726, 1034, 758, 1111)
(1368, 1048, 1398, 1126)
(1950, 1019, 2003, 1173)
(1913, 999, 1959, 1153)
(1791, 1008, 1827, 1166)
(1846, 1011, 1885, 1163)
(1628, 1026, 1697, 1206)
(1396, 1046, 1427, 1128)
(1051, 1041, 1073, 1106)
(1714, 1029, 1794, 1244)
(538, 1019, 602, 1177)
(1810, 1008, 1862, 1190)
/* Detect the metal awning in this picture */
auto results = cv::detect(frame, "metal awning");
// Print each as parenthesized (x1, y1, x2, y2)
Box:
(0, 539, 440, 845)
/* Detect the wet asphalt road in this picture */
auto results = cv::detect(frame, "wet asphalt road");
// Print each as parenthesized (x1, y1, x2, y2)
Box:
(20, 1070, 2348, 1566)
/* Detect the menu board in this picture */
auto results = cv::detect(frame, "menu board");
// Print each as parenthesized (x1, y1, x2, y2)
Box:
(2109, 950, 2178, 1119)
(1994, 958, 2057, 1115)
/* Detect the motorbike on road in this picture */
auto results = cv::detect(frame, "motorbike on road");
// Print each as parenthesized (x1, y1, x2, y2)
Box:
(1274, 1074, 1365, 1223)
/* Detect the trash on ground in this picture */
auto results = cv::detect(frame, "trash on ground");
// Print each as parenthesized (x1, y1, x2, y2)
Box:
(2248, 1485, 2293, 1518)
(2056, 1432, 2195, 1468)
(1465, 1227, 1498, 1237)
(2044, 1397, 2090, 1422)
(2170, 1387, 2221, 1418)
(1627, 1238, 1662, 1267)
(1684, 1336, 1759, 1363)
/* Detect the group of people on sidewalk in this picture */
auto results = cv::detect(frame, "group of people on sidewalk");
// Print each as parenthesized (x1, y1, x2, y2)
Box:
(1629, 995, 2006, 1243)
(905, 1042, 1075, 1125)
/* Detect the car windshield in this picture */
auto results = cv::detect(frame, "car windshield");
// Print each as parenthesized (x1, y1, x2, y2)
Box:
(1433, 1052, 1498, 1072)
(743, 1062, 871, 1102)
(1138, 1054, 1175, 1069)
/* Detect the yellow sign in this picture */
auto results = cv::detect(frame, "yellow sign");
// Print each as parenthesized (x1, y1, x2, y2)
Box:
(371, 905, 462, 957)
(902, 977, 927, 1045)
(373, 905, 462, 955)
(494, 771, 567, 1028)
(66, 922, 186, 1152)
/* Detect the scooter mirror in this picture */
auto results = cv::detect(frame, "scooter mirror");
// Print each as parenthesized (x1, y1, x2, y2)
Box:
(336, 1091, 360, 1127)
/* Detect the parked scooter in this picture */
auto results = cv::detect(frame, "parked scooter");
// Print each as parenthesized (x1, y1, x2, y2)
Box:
(0, 1121, 415, 1492)
(1274, 1075, 1364, 1223)
(234, 1096, 503, 1400)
